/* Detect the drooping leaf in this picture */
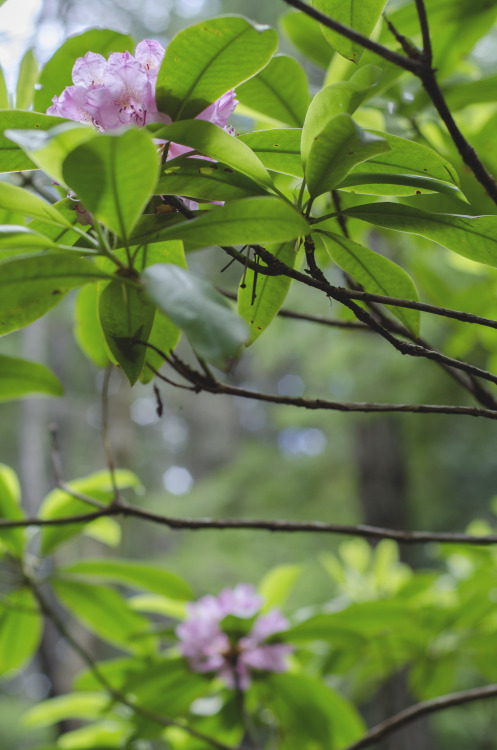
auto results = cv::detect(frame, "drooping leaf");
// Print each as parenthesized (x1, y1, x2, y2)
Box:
(343, 202, 497, 269)
(0, 255, 110, 336)
(62, 128, 159, 239)
(99, 280, 155, 386)
(0, 111, 68, 172)
(155, 16, 278, 120)
(0, 589, 42, 675)
(40, 469, 140, 555)
(306, 113, 389, 198)
(61, 559, 193, 600)
(318, 230, 420, 333)
(27, 197, 84, 248)
(301, 66, 383, 162)
(16, 49, 38, 110)
(0, 181, 72, 226)
(152, 119, 274, 189)
(130, 198, 309, 250)
(280, 10, 334, 68)
(0, 225, 58, 252)
(52, 579, 152, 652)
(237, 129, 303, 177)
(337, 172, 465, 199)
(0, 354, 63, 401)
(312, 0, 388, 63)
(34, 28, 134, 113)
(143, 264, 249, 363)
(157, 156, 269, 202)
(74, 284, 110, 368)
(0, 463, 24, 557)
(238, 242, 298, 343)
(236, 55, 310, 127)
(24, 693, 110, 728)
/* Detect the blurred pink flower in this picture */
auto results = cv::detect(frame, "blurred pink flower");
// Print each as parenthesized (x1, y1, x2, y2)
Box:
(176, 584, 293, 690)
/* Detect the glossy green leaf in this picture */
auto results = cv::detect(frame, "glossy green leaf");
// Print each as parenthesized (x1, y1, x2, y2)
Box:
(258, 564, 302, 610)
(98, 281, 155, 386)
(301, 66, 383, 162)
(0, 181, 72, 226)
(0, 225, 58, 251)
(0, 255, 110, 336)
(343, 202, 497, 269)
(259, 673, 365, 749)
(152, 119, 273, 189)
(237, 129, 303, 177)
(238, 242, 298, 343)
(34, 29, 134, 113)
(7, 123, 97, 185)
(143, 264, 249, 363)
(52, 579, 151, 652)
(0, 463, 24, 557)
(131, 198, 309, 250)
(40, 469, 140, 555)
(318, 230, 420, 333)
(280, 10, 334, 68)
(156, 16, 278, 120)
(337, 172, 465, 199)
(74, 284, 110, 368)
(24, 693, 109, 728)
(312, 0, 388, 63)
(236, 55, 310, 127)
(63, 128, 159, 239)
(0, 589, 42, 675)
(157, 156, 268, 202)
(61, 559, 193, 600)
(0, 354, 63, 401)
(16, 49, 38, 110)
(0, 111, 68, 172)
(0, 66, 9, 109)
(306, 114, 388, 198)
(27, 197, 84, 248)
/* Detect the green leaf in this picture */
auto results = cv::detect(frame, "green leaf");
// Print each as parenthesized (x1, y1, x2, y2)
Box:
(0, 66, 9, 109)
(131, 197, 309, 250)
(143, 264, 249, 363)
(0, 589, 42, 675)
(258, 564, 302, 610)
(152, 119, 273, 189)
(237, 129, 303, 177)
(280, 10, 334, 68)
(98, 281, 155, 386)
(259, 673, 365, 750)
(318, 230, 420, 333)
(157, 156, 268, 202)
(7, 123, 97, 185)
(301, 66, 382, 162)
(62, 128, 159, 239)
(0, 225, 59, 252)
(0, 255, 110, 336)
(238, 242, 297, 343)
(0, 354, 63, 401)
(40, 469, 140, 555)
(0, 111, 68, 172)
(74, 285, 110, 368)
(155, 16, 278, 120)
(306, 114, 389, 198)
(0, 463, 24, 557)
(337, 172, 465, 199)
(16, 49, 38, 110)
(343, 202, 497, 269)
(0, 181, 72, 226)
(27, 197, 84, 248)
(52, 579, 151, 652)
(57, 721, 129, 749)
(312, 0, 388, 63)
(34, 29, 134, 113)
(60, 559, 193, 600)
(24, 693, 110, 728)
(236, 55, 310, 127)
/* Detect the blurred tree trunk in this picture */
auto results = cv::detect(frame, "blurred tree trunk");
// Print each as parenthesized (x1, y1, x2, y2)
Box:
(355, 418, 433, 750)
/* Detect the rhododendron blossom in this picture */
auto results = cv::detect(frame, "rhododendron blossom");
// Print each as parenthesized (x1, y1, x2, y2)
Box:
(176, 583, 293, 690)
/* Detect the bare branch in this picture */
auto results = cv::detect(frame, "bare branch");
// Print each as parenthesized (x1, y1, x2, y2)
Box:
(414, 0, 432, 62)
(343, 683, 497, 750)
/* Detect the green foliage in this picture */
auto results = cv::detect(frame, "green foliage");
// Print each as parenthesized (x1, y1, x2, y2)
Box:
(0, 354, 63, 401)
(312, 0, 388, 63)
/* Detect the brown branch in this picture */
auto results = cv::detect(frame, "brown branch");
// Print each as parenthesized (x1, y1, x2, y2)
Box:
(50, 426, 107, 510)
(414, 0, 432, 62)
(281, 0, 422, 74)
(343, 683, 497, 750)
(6, 502, 497, 547)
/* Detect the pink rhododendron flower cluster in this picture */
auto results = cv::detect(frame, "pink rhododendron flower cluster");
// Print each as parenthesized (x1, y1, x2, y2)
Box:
(176, 583, 293, 690)
(47, 40, 237, 134)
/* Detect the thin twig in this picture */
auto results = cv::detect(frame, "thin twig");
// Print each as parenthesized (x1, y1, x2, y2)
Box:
(49, 426, 107, 510)
(343, 683, 497, 750)
(414, 0, 432, 62)
(102, 365, 119, 502)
